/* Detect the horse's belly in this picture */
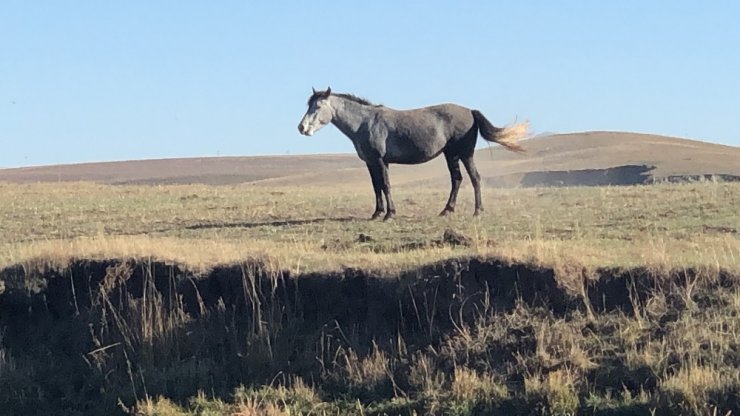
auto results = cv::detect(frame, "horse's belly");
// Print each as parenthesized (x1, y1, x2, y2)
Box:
(385, 137, 440, 164)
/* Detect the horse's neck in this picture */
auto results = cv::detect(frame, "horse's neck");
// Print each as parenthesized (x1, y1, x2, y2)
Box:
(330, 97, 376, 141)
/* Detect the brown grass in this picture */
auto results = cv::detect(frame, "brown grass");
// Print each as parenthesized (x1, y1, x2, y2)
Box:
(1, 181, 738, 276)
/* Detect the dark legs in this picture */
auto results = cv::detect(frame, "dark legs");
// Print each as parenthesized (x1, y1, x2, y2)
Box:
(440, 151, 463, 216)
(367, 161, 395, 220)
(462, 156, 483, 215)
(367, 164, 384, 219)
(365, 149, 481, 219)
(380, 161, 396, 220)
(439, 136, 483, 215)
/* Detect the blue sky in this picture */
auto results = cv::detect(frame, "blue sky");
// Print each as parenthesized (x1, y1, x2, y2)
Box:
(1, 1, 738, 168)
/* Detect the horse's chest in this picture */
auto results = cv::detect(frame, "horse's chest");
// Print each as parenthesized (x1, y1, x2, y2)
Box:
(351, 123, 387, 162)
(352, 139, 376, 162)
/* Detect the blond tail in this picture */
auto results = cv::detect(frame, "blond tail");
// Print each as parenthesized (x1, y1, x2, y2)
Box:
(472, 110, 528, 153)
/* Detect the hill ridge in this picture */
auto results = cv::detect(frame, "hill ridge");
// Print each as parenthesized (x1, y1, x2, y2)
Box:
(1, 131, 738, 187)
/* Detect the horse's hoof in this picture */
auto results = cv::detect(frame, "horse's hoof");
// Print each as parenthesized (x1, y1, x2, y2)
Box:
(370, 211, 383, 220)
(439, 208, 454, 216)
(383, 211, 395, 221)
(473, 208, 484, 216)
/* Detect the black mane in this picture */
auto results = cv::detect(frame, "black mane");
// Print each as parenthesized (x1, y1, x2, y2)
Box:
(308, 89, 380, 107)
(334, 93, 380, 107)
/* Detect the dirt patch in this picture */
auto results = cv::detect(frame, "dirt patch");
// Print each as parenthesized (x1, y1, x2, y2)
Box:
(522, 164, 656, 187)
(485, 165, 740, 188)
(662, 173, 740, 183)
(483, 164, 657, 188)
(703, 225, 738, 234)
(442, 228, 472, 247)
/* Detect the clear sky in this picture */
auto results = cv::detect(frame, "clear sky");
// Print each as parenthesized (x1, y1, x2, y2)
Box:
(2, 1, 739, 168)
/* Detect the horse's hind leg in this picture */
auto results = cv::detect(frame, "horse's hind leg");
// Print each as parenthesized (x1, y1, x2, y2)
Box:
(462, 156, 483, 215)
(366, 164, 384, 219)
(440, 151, 463, 216)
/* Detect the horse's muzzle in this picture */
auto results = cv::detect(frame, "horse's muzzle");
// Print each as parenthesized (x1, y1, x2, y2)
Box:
(298, 124, 313, 136)
(298, 124, 310, 136)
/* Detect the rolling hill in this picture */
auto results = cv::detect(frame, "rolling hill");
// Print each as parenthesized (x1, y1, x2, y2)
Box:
(1, 132, 738, 187)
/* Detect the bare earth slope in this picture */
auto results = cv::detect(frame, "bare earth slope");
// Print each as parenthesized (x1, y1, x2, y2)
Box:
(1, 131, 738, 187)
(0, 154, 362, 186)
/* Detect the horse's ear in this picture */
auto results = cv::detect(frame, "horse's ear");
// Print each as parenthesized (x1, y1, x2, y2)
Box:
(326, 86, 331, 96)
(312, 87, 317, 94)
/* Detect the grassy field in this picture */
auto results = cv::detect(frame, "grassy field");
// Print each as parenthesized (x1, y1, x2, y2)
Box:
(1, 181, 739, 415)
(1, 181, 738, 273)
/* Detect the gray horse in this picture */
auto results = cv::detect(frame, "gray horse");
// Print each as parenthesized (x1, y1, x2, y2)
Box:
(298, 87, 528, 220)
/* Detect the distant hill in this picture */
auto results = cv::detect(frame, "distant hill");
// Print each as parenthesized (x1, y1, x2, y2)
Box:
(0, 154, 361, 186)
(1, 132, 738, 187)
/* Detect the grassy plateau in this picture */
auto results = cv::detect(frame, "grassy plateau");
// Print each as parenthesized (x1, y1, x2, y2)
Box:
(0, 180, 739, 415)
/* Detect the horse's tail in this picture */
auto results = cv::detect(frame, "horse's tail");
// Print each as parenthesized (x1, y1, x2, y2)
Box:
(472, 110, 528, 153)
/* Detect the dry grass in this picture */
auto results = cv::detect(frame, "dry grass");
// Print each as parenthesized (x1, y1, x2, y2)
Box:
(1, 181, 738, 276)
(450, 367, 508, 403)
(525, 368, 581, 416)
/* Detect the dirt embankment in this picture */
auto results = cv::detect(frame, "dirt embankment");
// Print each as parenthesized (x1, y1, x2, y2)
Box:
(1, 259, 737, 414)
(483, 165, 740, 188)
(4, 258, 715, 330)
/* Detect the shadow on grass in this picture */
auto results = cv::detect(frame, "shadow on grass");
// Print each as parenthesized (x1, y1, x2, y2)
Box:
(183, 216, 359, 230)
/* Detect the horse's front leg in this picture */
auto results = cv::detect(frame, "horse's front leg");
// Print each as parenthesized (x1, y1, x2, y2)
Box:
(366, 164, 384, 220)
(379, 161, 395, 220)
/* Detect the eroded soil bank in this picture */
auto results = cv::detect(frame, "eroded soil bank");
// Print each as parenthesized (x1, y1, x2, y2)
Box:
(1, 258, 738, 415)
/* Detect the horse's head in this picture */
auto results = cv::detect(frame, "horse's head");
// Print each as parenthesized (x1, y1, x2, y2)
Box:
(298, 87, 332, 136)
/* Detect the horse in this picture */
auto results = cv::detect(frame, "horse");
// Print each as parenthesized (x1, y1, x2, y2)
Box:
(298, 87, 528, 220)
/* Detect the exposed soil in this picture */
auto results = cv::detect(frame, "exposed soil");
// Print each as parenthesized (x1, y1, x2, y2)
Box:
(488, 164, 658, 187)
(1, 257, 738, 414)
(485, 164, 740, 188)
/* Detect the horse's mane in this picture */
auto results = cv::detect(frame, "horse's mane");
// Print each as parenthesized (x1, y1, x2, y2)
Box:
(334, 93, 381, 107)
(308, 89, 381, 107)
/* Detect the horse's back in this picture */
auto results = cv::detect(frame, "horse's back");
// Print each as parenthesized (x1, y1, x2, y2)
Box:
(378, 103, 476, 164)
(385, 103, 473, 134)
